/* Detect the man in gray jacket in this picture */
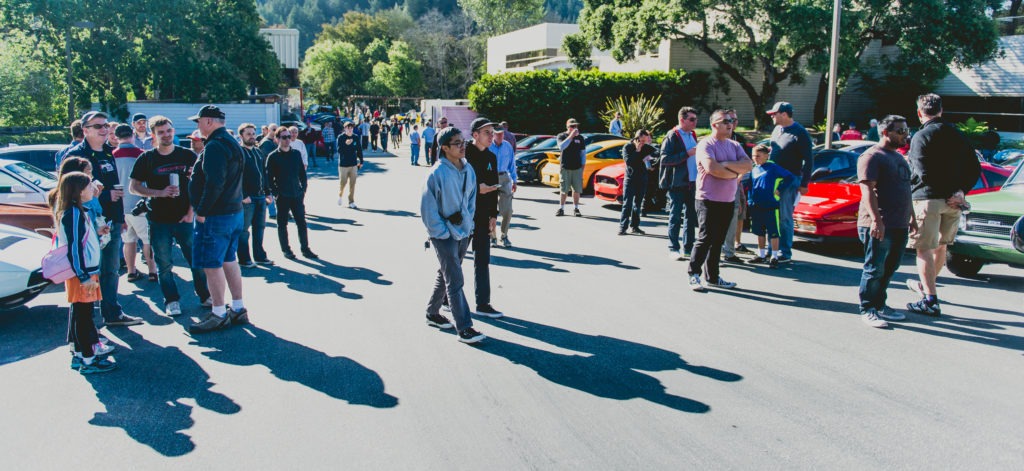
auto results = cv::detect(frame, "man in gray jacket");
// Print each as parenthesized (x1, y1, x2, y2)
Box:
(421, 127, 486, 344)
(660, 107, 700, 260)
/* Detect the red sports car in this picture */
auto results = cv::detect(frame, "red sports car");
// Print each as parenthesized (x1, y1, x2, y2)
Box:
(793, 162, 1012, 241)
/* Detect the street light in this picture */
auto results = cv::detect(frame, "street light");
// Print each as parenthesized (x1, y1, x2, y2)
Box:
(66, 20, 95, 123)
(824, 0, 841, 149)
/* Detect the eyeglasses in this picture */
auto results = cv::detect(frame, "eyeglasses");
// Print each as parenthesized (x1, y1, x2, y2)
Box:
(278, 135, 293, 139)
(446, 140, 466, 148)
(685, 117, 698, 122)
(84, 124, 108, 130)
(715, 118, 738, 125)
(890, 128, 910, 135)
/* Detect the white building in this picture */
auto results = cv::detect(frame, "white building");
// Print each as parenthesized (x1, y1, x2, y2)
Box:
(260, 28, 300, 86)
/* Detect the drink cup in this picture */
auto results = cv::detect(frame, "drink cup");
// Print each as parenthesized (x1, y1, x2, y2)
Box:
(168, 174, 179, 187)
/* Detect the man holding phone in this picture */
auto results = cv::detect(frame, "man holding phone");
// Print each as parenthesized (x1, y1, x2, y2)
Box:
(465, 118, 504, 318)
(556, 118, 587, 217)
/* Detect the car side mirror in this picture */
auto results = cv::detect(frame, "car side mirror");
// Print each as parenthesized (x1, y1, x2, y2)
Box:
(1012, 215, 1024, 254)
(811, 167, 831, 180)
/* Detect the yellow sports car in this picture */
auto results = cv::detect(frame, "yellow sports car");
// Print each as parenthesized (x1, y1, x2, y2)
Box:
(540, 139, 630, 192)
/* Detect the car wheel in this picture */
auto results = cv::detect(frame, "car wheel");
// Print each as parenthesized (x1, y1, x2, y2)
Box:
(946, 253, 984, 278)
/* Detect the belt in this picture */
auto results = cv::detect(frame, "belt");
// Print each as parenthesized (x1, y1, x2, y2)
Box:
(498, 172, 509, 176)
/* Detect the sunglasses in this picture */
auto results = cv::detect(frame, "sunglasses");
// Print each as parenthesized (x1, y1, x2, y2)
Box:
(84, 124, 108, 130)
(278, 135, 293, 139)
(715, 118, 738, 125)
(889, 128, 910, 135)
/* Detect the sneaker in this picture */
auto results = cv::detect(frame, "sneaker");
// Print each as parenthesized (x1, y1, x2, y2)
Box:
(201, 297, 213, 308)
(907, 298, 941, 317)
(722, 255, 745, 264)
(768, 257, 779, 269)
(573, 208, 582, 217)
(283, 251, 297, 259)
(441, 302, 451, 312)
(706, 277, 737, 289)
(682, 251, 691, 260)
(106, 314, 143, 326)
(490, 238, 499, 247)
(906, 279, 926, 297)
(348, 202, 358, 209)
(555, 208, 565, 217)
(502, 237, 512, 248)
(475, 304, 504, 318)
(239, 260, 256, 268)
(189, 313, 230, 334)
(749, 256, 768, 264)
(426, 312, 453, 329)
(79, 357, 117, 374)
(861, 308, 889, 328)
(669, 250, 682, 260)
(165, 301, 182, 317)
(337, 197, 344, 206)
(630, 228, 646, 235)
(458, 327, 486, 344)
(877, 306, 906, 321)
(93, 342, 116, 356)
(228, 306, 249, 325)
(734, 244, 754, 254)
(776, 255, 792, 264)
(301, 249, 319, 259)
(126, 272, 145, 282)
(689, 274, 705, 292)
(618, 229, 627, 236)
(254, 258, 274, 266)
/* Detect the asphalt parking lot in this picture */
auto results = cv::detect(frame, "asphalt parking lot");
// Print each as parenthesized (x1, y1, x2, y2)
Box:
(1, 148, 1022, 469)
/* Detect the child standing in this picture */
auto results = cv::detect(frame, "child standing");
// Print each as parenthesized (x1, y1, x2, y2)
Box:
(51, 171, 116, 374)
(747, 144, 795, 268)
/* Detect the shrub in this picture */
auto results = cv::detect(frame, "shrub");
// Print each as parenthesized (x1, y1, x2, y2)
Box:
(600, 94, 664, 138)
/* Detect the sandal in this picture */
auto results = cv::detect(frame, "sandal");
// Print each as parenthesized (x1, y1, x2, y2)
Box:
(126, 272, 144, 282)
(148, 273, 158, 282)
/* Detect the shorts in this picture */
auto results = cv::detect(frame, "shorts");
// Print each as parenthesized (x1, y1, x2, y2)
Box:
(123, 213, 151, 244)
(909, 199, 960, 250)
(749, 206, 780, 238)
(560, 167, 584, 194)
(66, 274, 102, 303)
(192, 211, 244, 269)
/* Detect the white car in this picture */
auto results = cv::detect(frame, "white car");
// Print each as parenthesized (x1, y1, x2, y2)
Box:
(0, 224, 52, 310)
(0, 158, 57, 205)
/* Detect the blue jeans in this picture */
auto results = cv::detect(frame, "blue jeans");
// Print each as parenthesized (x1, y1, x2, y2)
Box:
(305, 143, 317, 166)
(778, 179, 802, 258)
(410, 144, 420, 164)
(238, 199, 268, 262)
(620, 177, 646, 231)
(192, 212, 244, 269)
(858, 226, 908, 311)
(150, 220, 210, 305)
(427, 237, 473, 333)
(324, 141, 336, 159)
(666, 185, 696, 252)
(98, 228, 123, 323)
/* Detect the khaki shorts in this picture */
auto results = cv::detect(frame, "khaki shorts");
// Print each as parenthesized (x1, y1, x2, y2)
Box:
(123, 214, 150, 245)
(560, 167, 584, 194)
(909, 199, 960, 250)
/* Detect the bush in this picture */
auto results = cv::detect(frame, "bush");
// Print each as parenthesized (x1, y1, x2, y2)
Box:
(600, 94, 664, 138)
(468, 69, 714, 135)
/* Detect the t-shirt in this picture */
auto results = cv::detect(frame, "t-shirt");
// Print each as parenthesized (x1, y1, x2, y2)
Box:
(770, 122, 813, 185)
(113, 144, 145, 213)
(556, 132, 586, 170)
(857, 145, 912, 229)
(695, 137, 747, 203)
(130, 146, 198, 224)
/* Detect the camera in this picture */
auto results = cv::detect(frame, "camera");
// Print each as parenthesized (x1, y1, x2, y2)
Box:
(131, 199, 152, 216)
(445, 211, 463, 225)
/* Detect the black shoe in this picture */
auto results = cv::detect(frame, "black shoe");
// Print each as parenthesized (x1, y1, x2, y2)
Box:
(574, 208, 582, 217)
(749, 256, 768, 264)
(254, 258, 275, 266)
(475, 304, 504, 318)
(776, 255, 792, 264)
(768, 257, 779, 268)
(283, 251, 297, 259)
(189, 313, 230, 334)
(228, 306, 249, 325)
(907, 298, 941, 317)
(239, 260, 256, 268)
(617, 229, 627, 236)
(301, 249, 319, 259)
(126, 272, 145, 282)
(630, 227, 646, 235)
(106, 314, 143, 326)
(458, 327, 486, 344)
(556, 208, 565, 217)
(734, 244, 754, 254)
(722, 255, 745, 264)
(426, 312, 453, 329)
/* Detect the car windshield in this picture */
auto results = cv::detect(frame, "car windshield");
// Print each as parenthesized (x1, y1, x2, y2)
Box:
(6, 162, 56, 189)
(585, 143, 603, 153)
(1003, 164, 1024, 188)
(532, 138, 558, 149)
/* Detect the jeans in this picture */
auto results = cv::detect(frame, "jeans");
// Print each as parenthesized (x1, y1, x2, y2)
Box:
(238, 199, 268, 262)
(324, 141, 336, 160)
(778, 178, 802, 258)
(381, 134, 388, 152)
(410, 144, 420, 164)
(471, 224, 491, 306)
(275, 195, 310, 253)
(666, 185, 696, 252)
(620, 177, 646, 231)
(688, 199, 735, 282)
(722, 186, 744, 257)
(305, 143, 317, 166)
(150, 220, 210, 305)
(98, 228, 123, 323)
(426, 142, 436, 165)
(427, 236, 473, 332)
(858, 226, 908, 311)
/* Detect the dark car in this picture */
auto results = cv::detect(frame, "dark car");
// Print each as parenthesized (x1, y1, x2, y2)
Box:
(0, 144, 66, 172)
(515, 135, 554, 152)
(515, 133, 624, 184)
(808, 149, 860, 183)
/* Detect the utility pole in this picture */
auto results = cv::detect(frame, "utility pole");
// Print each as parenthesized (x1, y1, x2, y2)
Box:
(824, 0, 841, 149)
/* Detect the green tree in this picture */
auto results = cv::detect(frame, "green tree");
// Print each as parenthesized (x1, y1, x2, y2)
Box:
(458, 0, 544, 35)
(319, 10, 413, 51)
(300, 40, 369, 103)
(579, 0, 1001, 129)
(562, 33, 593, 70)
(367, 41, 424, 96)
(364, 37, 391, 64)
(0, 33, 64, 126)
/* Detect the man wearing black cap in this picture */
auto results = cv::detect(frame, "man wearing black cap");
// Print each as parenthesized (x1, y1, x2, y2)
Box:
(556, 118, 586, 217)
(131, 113, 153, 151)
(767, 101, 813, 263)
(187, 105, 249, 334)
(465, 118, 504, 318)
(65, 111, 143, 327)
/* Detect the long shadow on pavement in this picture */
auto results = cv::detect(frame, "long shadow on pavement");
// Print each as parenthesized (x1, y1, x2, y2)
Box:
(240, 263, 365, 299)
(291, 257, 392, 286)
(358, 208, 419, 218)
(502, 246, 639, 270)
(476, 316, 741, 413)
(190, 323, 399, 408)
(84, 327, 240, 457)
(489, 255, 569, 273)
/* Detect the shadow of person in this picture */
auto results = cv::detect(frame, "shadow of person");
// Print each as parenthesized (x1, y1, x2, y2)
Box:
(359, 161, 388, 174)
(357, 208, 419, 218)
(504, 246, 639, 270)
(291, 258, 392, 285)
(489, 255, 569, 272)
(241, 264, 363, 299)
(191, 324, 398, 408)
(476, 317, 742, 413)
(0, 304, 68, 365)
(83, 328, 240, 457)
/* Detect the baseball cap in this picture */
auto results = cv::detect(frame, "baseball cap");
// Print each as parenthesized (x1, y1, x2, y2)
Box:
(114, 124, 133, 139)
(80, 111, 108, 125)
(766, 102, 794, 115)
(470, 117, 498, 132)
(131, 113, 147, 123)
(188, 130, 204, 141)
(188, 105, 226, 122)
(566, 118, 579, 126)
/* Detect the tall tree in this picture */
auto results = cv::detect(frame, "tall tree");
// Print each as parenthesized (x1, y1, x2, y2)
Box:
(367, 41, 425, 96)
(458, 0, 544, 35)
(579, 0, 1001, 129)
(300, 40, 369, 103)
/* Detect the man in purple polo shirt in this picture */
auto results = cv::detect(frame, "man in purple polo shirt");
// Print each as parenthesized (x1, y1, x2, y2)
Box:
(688, 109, 753, 292)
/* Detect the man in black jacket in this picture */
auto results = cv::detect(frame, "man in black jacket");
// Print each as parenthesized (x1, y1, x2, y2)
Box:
(905, 93, 980, 316)
(266, 126, 318, 261)
(187, 105, 249, 334)
(465, 118, 504, 318)
(237, 123, 273, 267)
(659, 107, 700, 260)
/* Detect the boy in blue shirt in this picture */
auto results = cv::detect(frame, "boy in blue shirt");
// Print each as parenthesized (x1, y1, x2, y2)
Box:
(747, 144, 795, 267)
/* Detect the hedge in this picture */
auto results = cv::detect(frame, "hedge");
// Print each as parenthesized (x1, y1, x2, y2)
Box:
(468, 69, 716, 135)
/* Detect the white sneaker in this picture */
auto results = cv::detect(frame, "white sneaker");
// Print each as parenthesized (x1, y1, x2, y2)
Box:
(669, 250, 682, 261)
(706, 277, 737, 289)
(861, 308, 889, 328)
(165, 301, 182, 317)
(93, 342, 116, 355)
(877, 306, 906, 321)
(348, 202, 357, 209)
(337, 197, 344, 206)
(689, 275, 705, 292)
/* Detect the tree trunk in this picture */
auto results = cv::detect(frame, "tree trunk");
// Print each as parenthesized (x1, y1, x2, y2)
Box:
(813, 73, 828, 125)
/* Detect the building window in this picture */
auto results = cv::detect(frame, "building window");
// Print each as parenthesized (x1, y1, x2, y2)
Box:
(506, 48, 559, 69)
